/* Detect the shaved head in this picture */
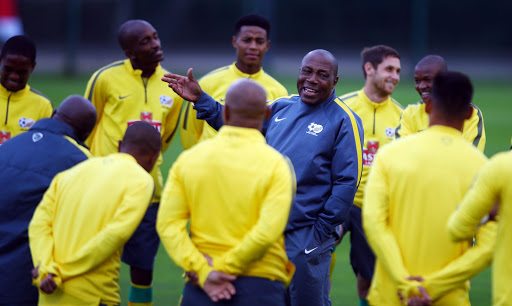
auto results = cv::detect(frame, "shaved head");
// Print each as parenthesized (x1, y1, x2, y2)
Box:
(415, 55, 447, 72)
(414, 55, 448, 103)
(223, 79, 269, 130)
(303, 49, 338, 76)
(118, 19, 153, 51)
(53, 95, 97, 142)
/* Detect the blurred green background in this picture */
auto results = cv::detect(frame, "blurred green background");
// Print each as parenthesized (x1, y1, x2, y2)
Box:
(30, 73, 510, 305)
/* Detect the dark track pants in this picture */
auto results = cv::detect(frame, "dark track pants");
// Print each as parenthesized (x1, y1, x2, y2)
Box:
(285, 223, 336, 306)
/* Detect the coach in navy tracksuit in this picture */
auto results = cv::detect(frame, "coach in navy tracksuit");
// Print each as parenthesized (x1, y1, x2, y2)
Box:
(163, 49, 364, 306)
(0, 95, 96, 305)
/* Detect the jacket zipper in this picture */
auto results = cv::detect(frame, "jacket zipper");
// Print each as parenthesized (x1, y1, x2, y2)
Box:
(5, 93, 12, 125)
(142, 77, 148, 104)
(372, 108, 376, 135)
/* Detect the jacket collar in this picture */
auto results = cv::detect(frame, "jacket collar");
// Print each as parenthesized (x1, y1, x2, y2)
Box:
(229, 62, 264, 79)
(30, 118, 88, 148)
(0, 82, 31, 97)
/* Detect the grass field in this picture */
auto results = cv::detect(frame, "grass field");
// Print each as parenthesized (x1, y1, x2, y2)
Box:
(29, 72, 511, 305)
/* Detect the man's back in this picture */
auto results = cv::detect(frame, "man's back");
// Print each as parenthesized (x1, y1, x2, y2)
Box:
(364, 125, 487, 305)
(448, 150, 512, 305)
(396, 101, 486, 152)
(0, 118, 90, 305)
(29, 153, 154, 305)
(159, 125, 294, 285)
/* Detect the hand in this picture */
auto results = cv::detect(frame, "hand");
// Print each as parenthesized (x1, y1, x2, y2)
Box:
(186, 253, 213, 287)
(161, 68, 202, 102)
(203, 271, 236, 302)
(488, 203, 499, 221)
(40, 273, 57, 294)
(32, 265, 39, 279)
(407, 286, 432, 306)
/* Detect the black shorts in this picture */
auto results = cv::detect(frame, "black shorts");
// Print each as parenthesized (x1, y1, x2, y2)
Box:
(341, 205, 375, 281)
(121, 203, 160, 270)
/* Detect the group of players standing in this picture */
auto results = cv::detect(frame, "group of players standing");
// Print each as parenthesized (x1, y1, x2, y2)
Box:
(0, 12, 509, 306)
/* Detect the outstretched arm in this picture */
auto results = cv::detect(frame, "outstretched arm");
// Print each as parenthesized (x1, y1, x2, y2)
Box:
(162, 68, 203, 102)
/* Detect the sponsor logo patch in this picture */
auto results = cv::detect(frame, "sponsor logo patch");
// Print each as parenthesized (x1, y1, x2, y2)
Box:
(128, 112, 162, 132)
(363, 140, 379, 166)
(0, 131, 11, 145)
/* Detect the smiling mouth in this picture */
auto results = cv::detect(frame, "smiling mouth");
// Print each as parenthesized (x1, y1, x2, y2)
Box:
(304, 87, 319, 94)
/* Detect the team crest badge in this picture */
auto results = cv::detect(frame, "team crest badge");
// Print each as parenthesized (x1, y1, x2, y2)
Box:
(160, 95, 173, 107)
(18, 117, 35, 129)
(307, 123, 323, 136)
(32, 132, 44, 142)
(385, 127, 395, 138)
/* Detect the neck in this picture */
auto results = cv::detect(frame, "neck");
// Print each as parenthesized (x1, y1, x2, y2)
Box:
(363, 85, 388, 103)
(226, 119, 263, 132)
(429, 114, 464, 132)
(235, 60, 261, 75)
(130, 60, 157, 78)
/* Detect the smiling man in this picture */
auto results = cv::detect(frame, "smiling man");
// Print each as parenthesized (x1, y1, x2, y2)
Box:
(162, 49, 364, 306)
(0, 35, 52, 144)
(84, 19, 183, 306)
(179, 14, 287, 149)
(336, 45, 403, 306)
(395, 55, 486, 152)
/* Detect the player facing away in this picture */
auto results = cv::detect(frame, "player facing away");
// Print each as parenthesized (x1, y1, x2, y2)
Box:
(180, 13, 287, 149)
(157, 79, 295, 305)
(163, 49, 364, 306)
(84, 19, 183, 306)
(337, 45, 403, 306)
(29, 122, 161, 306)
(395, 55, 486, 152)
(363, 71, 496, 305)
(0, 35, 52, 144)
(0, 95, 96, 305)
(448, 150, 512, 305)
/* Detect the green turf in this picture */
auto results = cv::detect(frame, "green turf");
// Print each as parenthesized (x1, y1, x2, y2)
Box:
(28, 73, 508, 305)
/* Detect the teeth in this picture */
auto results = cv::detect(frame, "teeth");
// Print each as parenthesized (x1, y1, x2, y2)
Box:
(304, 88, 318, 93)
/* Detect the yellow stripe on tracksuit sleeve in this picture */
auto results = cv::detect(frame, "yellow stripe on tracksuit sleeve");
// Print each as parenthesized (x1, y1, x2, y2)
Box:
(63, 136, 92, 158)
(334, 98, 363, 184)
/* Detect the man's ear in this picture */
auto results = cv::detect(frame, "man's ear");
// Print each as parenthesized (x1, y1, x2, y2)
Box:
(125, 50, 135, 61)
(465, 106, 474, 120)
(232, 36, 237, 49)
(364, 62, 374, 78)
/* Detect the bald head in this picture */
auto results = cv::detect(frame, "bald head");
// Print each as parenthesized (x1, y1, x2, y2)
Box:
(120, 122, 161, 172)
(223, 79, 269, 130)
(415, 55, 447, 72)
(52, 95, 97, 142)
(118, 19, 153, 51)
(414, 55, 448, 103)
(303, 49, 338, 76)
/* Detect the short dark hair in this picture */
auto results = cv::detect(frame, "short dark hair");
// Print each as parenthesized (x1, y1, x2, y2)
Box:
(1, 35, 36, 63)
(361, 45, 400, 79)
(234, 14, 271, 39)
(123, 121, 161, 155)
(431, 71, 473, 120)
